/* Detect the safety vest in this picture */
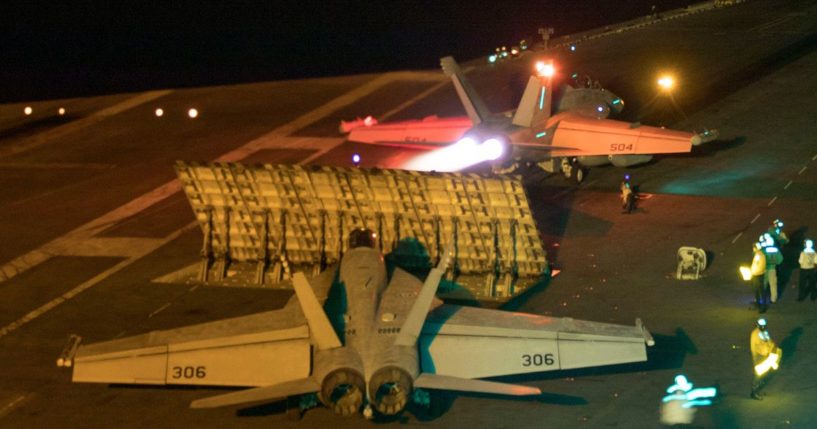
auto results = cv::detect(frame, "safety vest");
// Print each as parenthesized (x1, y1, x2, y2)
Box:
(800, 249, 816, 270)
(750, 328, 775, 365)
(764, 246, 783, 267)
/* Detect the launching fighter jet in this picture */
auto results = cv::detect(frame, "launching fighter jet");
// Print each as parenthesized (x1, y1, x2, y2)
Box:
(342, 57, 716, 181)
(59, 228, 654, 420)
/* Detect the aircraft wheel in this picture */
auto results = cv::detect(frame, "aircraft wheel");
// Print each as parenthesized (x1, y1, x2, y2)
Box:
(574, 167, 586, 183)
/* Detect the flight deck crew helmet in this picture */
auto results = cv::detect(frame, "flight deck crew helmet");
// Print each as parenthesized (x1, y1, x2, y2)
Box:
(772, 219, 784, 229)
(757, 318, 767, 330)
(805, 239, 813, 251)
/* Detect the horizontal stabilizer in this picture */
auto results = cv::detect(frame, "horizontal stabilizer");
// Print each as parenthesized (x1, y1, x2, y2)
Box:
(190, 377, 319, 409)
(414, 373, 540, 396)
(394, 245, 451, 347)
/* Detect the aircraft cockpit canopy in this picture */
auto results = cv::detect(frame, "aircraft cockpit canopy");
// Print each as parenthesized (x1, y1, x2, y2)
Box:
(349, 228, 377, 249)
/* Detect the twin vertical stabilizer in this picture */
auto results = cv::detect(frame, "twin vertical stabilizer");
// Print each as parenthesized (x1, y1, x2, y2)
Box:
(441, 57, 492, 126)
(441, 56, 552, 132)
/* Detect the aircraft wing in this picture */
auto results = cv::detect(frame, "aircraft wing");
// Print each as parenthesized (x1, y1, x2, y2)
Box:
(419, 304, 653, 379)
(345, 115, 472, 149)
(537, 112, 697, 157)
(66, 305, 312, 387)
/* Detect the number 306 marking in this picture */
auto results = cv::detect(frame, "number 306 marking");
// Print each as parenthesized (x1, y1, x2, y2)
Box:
(172, 366, 206, 379)
(521, 353, 555, 367)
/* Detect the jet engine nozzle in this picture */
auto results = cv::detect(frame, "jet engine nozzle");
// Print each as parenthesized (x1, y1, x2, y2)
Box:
(369, 366, 414, 416)
(320, 368, 366, 417)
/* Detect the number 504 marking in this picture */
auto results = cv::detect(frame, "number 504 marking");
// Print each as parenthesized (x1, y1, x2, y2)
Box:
(609, 143, 634, 152)
(521, 353, 555, 367)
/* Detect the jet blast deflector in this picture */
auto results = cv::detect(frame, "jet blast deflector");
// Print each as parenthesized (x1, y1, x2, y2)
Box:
(175, 162, 548, 301)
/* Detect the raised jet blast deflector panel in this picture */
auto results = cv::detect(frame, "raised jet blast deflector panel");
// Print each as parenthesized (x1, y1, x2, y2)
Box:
(175, 162, 547, 300)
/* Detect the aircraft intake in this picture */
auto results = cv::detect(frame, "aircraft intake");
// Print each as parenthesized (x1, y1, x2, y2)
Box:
(368, 366, 414, 416)
(320, 368, 366, 417)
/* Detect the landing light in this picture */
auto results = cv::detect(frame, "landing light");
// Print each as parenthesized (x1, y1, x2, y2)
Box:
(569, 45, 576, 51)
(188, 108, 199, 119)
(352, 153, 361, 166)
(58, 107, 66, 115)
(657, 75, 675, 91)
(24, 106, 32, 115)
(535, 61, 555, 78)
(488, 54, 498, 63)
(155, 108, 164, 117)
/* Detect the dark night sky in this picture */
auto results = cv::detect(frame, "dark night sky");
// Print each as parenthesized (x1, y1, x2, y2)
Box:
(1, 1, 693, 102)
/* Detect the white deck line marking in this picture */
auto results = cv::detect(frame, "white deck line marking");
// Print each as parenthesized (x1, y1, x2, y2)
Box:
(379, 78, 450, 121)
(0, 222, 197, 340)
(812, 154, 817, 161)
(188, 284, 199, 292)
(0, 90, 173, 159)
(298, 142, 346, 166)
(0, 74, 403, 284)
(0, 162, 116, 170)
(148, 303, 171, 318)
(784, 180, 793, 190)
(799, 166, 807, 175)
(750, 213, 761, 224)
(0, 73, 426, 338)
(0, 394, 27, 418)
(767, 196, 778, 207)
(732, 232, 743, 244)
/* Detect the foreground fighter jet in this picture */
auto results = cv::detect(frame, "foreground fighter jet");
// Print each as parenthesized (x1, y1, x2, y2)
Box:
(59, 228, 654, 419)
(342, 57, 716, 181)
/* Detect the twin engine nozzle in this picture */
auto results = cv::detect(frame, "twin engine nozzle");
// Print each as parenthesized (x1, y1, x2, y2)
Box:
(319, 366, 414, 417)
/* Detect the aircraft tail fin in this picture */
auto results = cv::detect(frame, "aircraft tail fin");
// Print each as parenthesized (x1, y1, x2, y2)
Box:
(512, 62, 554, 130)
(414, 373, 541, 396)
(393, 244, 452, 346)
(440, 56, 492, 126)
(190, 377, 320, 409)
(292, 272, 342, 350)
(511, 76, 546, 127)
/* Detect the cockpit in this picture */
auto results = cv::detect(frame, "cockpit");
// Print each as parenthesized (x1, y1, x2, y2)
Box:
(348, 228, 377, 249)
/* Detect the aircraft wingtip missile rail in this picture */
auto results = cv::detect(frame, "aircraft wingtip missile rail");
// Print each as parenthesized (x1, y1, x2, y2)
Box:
(56, 334, 82, 368)
(636, 318, 655, 346)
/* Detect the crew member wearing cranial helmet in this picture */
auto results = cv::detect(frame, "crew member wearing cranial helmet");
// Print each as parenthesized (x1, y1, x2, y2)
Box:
(798, 239, 817, 301)
(767, 219, 789, 247)
(750, 318, 781, 400)
(750, 242, 768, 313)
(760, 233, 783, 303)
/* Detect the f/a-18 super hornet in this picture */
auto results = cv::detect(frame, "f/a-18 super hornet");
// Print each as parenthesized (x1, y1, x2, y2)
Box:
(59, 228, 654, 420)
(341, 57, 717, 181)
